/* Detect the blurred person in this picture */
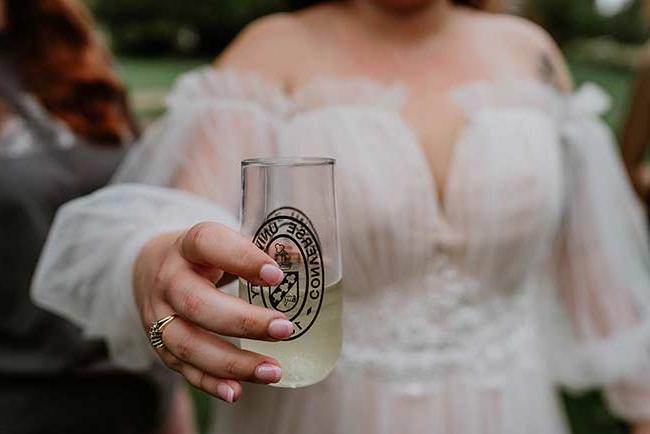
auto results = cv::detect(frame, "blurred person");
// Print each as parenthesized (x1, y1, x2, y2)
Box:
(0, 0, 193, 433)
(622, 44, 650, 210)
(32, 1, 650, 434)
(621, 0, 650, 210)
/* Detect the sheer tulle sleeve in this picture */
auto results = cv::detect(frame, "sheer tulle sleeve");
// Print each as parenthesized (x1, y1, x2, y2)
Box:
(31, 68, 283, 369)
(537, 85, 650, 420)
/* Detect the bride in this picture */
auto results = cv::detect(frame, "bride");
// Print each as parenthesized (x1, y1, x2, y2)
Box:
(32, 1, 650, 433)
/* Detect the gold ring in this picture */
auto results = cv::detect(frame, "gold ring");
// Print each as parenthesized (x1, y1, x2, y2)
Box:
(148, 314, 178, 349)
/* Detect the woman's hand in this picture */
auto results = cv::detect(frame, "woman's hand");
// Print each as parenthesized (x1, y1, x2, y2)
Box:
(133, 222, 293, 403)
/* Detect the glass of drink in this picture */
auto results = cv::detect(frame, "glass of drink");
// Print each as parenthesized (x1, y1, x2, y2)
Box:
(239, 157, 342, 388)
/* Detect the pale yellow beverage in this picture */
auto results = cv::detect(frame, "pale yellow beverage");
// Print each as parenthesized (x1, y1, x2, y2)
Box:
(239, 279, 343, 388)
(240, 158, 342, 387)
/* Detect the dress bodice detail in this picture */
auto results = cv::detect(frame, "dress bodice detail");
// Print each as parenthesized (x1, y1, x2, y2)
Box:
(163, 68, 627, 388)
(341, 254, 539, 393)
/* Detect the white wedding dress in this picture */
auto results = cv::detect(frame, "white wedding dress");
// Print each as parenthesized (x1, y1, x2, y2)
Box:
(32, 68, 650, 434)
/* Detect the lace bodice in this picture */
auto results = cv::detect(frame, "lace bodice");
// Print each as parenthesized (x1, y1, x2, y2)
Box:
(33, 68, 650, 428)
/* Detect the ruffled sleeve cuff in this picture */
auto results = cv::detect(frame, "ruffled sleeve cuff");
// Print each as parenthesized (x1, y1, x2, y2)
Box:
(32, 184, 238, 370)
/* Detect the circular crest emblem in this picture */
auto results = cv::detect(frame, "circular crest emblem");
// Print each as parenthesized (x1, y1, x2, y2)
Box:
(248, 209, 324, 340)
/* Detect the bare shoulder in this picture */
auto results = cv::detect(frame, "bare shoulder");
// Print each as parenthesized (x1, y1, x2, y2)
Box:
(468, 12, 573, 91)
(490, 14, 557, 50)
(215, 13, 312, 84)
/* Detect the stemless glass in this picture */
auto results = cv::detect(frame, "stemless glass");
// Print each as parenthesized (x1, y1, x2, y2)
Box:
(239, 157, 342, 388)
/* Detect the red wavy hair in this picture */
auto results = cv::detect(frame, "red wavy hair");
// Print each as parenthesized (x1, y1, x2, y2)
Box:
(5, 0, 136, 145)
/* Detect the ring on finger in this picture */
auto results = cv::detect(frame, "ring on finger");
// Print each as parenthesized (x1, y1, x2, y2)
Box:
(148, 314, 178, 349)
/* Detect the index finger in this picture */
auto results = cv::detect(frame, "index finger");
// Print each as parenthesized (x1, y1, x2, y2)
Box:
(180, 222, 283, 286)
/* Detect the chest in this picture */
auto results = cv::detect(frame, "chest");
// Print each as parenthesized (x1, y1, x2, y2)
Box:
(289, 38, 530, 203)
(400, 82, 467, 204)
(279, 104, 566, 280)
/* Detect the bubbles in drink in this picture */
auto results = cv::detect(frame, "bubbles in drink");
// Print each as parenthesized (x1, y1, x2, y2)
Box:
(239, 279, 342, 388)
(239, 160, 342, 388)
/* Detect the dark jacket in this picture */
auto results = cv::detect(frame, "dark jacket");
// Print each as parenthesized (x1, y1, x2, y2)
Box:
(0, 58, 171, 434)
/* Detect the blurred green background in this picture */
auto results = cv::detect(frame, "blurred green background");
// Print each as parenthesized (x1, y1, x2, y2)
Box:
(90, 0, 647, 432)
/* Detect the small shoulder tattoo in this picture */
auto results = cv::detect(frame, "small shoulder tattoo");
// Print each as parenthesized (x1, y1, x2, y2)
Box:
(538, 52, 561, 89)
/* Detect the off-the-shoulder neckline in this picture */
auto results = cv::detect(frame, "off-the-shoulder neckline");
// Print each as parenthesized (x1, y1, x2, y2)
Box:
(209, 66, 563, 99)
(168, 66, 610, 119)
(164, 65, 611, 226)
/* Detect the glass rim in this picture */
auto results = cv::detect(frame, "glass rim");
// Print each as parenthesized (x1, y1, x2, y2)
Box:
(241, 157, 335, 168)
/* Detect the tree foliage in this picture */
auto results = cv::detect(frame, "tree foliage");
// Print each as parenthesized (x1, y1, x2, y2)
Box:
(90, 0, 287, 55)
(89, 0, 650, 55)
(529, 0, 648, 44)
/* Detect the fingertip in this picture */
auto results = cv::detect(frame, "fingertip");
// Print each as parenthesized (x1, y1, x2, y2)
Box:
(268, 318, 294, 340)
(227, 380, 243, 402)
(216, 383, 235, 403)
(260, 264, 284, 285)
(254, 363, 282, 383)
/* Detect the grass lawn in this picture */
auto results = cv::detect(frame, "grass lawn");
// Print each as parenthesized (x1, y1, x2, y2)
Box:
(115, 55, 638, 434)
(117, 57, 208, 90)
(116, 57, 209, 123)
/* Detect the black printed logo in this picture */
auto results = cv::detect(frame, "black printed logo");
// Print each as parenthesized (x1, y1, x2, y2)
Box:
(248, 209, 324, 340)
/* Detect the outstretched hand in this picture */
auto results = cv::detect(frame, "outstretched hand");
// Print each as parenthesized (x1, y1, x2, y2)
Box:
(133, 222, 292, 403)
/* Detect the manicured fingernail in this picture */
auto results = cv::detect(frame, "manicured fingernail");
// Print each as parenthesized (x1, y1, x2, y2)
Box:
(260, 264, 284, 285)
(268, 319, 294, 339)
(216, 383, 234, 403)
(255, 363, 282, 383)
